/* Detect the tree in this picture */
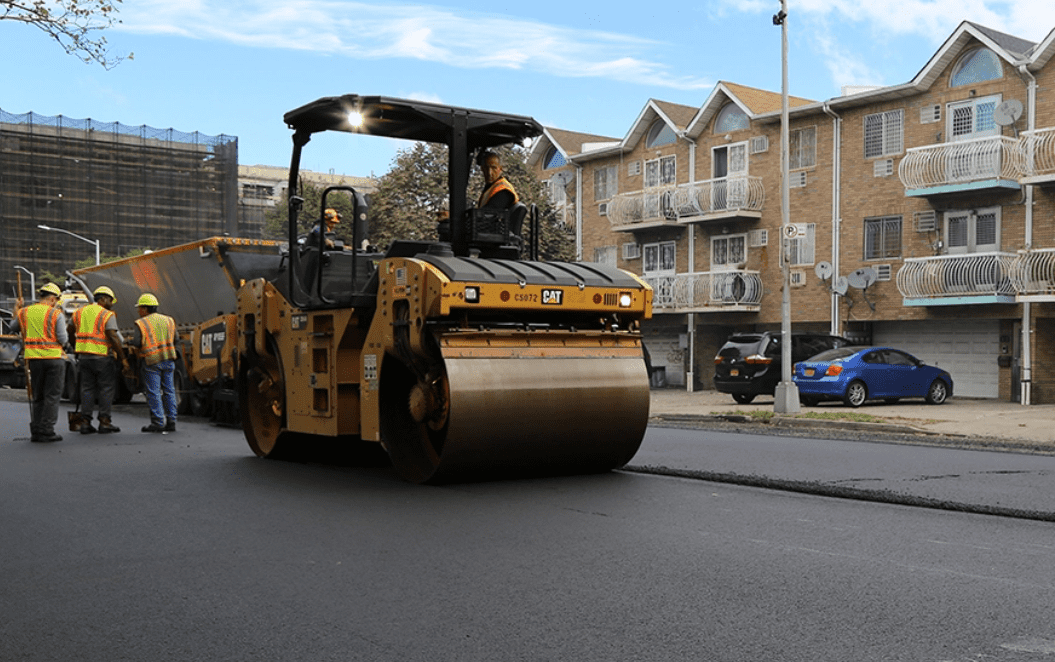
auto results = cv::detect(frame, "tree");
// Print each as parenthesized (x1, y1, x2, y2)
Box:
(2, 0, 131, 69)
(369, 142, 575, 262)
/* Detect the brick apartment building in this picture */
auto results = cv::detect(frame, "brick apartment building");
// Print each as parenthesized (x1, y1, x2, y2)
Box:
(530, 20, 1055, 404)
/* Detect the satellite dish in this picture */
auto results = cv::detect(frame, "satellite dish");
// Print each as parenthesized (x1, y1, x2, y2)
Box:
(848, 267, 878, 289)
(993, 99, 1023, 127)
(833, 277, 849, 296)
(815, 261, 833, 281)
(551, 171, 575, 187)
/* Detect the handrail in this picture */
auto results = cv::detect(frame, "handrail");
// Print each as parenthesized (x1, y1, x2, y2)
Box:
(642, 271, 762, 311)
(607, 177, 764, 227)
(898, 136, 1021, 189)
(895, 252, 1016, 298)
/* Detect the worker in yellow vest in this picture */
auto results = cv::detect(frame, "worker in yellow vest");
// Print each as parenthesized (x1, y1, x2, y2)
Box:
(476, 150, 519, 210)
(68, 286, 129, 434)
(10, 283, 68, 443)
(132, 293, 179, 433)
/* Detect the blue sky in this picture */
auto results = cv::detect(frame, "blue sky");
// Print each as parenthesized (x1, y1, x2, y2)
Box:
(3, 1, 1054, 177)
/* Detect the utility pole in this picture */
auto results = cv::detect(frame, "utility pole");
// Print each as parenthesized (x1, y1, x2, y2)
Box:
(773, 0, 800, 413)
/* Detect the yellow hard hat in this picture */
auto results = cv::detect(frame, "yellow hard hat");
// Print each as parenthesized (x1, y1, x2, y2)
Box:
(324, 208, 341, 223)
(93, 286, 117, 303)
(137, 293, 159, 307)
(40, 283, 62, 297)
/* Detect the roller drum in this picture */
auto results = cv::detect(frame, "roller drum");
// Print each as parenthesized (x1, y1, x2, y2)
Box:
(382, 347, 650, 484)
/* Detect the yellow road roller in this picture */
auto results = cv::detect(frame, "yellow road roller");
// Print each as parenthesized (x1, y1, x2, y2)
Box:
(237, 95, 653, 483)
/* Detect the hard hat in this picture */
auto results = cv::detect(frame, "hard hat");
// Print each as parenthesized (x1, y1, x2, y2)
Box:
(40, 283, 62, 297)
(93, 286, 117, 303)
(324, 208, 341, 223)
(137, 293, 159, 307)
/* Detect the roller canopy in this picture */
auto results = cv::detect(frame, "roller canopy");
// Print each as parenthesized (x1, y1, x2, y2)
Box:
(283, 95, 543, 149)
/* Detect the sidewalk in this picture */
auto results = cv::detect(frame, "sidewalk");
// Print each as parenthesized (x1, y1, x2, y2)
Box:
(649, 387, 1055, 451)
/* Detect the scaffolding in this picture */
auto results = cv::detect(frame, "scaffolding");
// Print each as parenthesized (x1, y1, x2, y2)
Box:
(0, 109, 240, 303)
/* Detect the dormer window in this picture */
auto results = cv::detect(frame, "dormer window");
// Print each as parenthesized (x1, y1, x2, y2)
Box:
(715, 102, 749, 133)
(646, 120, 676, 148)
(544, 146, 566, 169)
(950, 47, 1002, 87)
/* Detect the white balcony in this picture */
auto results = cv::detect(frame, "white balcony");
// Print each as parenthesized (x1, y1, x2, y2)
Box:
(898, 136, 1022, 196)
(1017, 127, 1055, 185)
(1008, 248, 1055, 300)
(896, 252, 1017, 306)
(642, 271, 762, 313)
(607, 177, 764, 230)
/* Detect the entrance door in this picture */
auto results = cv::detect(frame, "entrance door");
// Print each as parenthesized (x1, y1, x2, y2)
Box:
(712, 142, 748, 211)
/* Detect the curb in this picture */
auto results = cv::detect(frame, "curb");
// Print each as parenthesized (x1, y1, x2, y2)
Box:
(649, 413, 946, 437)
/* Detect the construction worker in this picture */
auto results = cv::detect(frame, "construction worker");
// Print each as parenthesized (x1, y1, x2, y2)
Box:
(131, 293, 179, 433)
(476, 150, 519, 210)
(68, 286, 129, 434)
(10, 283, 68, 443)
(310, 208, 343, 250)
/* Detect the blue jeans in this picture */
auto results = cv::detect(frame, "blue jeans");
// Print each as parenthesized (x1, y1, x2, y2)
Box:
(142, 359, 177, 425)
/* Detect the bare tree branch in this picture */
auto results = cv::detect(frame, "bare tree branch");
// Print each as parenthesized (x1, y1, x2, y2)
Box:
(1, 0, 131, 69)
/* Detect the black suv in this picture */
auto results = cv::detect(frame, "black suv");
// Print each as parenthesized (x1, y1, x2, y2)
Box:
(713, 332, 850, 404)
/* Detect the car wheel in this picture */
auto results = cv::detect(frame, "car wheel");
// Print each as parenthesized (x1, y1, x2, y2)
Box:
(800, 396, 820, 407)
(733, 393, 755, 405)
(925, 379, 948, 405)
(843, 380, 868, 408)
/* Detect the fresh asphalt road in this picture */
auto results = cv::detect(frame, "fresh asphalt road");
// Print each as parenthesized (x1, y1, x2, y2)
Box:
(2, 399, 1055, 661)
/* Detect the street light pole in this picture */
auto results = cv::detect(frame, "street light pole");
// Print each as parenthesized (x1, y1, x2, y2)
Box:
(37, 224, 100, 266)
(13, 266, 35, 297)
(773, 0, 800, 413)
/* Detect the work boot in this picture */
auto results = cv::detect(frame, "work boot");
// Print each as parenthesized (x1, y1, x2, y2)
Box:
(164, 420, 176, 432)
(79, 422, 97, 435)
(141, 422, 165, 433)
(97, 417, 121, 434)
(35, 433, 63, 443)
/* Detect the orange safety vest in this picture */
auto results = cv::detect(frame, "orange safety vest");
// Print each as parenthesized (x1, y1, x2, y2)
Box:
(17, 303, 65, 360)
(72, 303, 114, 356)
(135, 313, 177, 365)
(477, 177, 519, 207)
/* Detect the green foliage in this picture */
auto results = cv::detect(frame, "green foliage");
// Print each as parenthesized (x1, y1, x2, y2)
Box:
(263, 180, 361, 243)
(368, 142, 576, 262)
(1, 0, 131, 68)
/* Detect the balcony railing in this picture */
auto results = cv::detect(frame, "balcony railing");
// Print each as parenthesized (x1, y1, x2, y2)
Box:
(643, 271, 762, 312)
(607, 177, 764, 228)
(1007, 248, 1055, 296)
(896, 252, 1016, 302)
(898, 136, 1022, 190)
(1017, 127, 1055, 183)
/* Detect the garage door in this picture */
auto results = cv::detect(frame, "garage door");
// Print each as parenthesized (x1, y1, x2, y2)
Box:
(643, 330, 685, 388)
(873, 320, 999, 398)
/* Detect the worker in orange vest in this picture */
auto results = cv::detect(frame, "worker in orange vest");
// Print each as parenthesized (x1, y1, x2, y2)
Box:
(476, 150, 519, 210)
(131, 293, 179, 433)
(68, 286, 129, 434)
(11, 283, 68, 442)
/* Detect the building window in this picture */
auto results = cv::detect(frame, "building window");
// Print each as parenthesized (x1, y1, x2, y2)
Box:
(951, 47, 1003, 87)
(711, 234, 747, 270)
(644, 155, 676, 187)
(948, 95, 1000, 141)
(547, 177, 567, 206)
(593, 165, 618, 201)
(544, 146, 566, 170)
(715, 102, 749, 133)
(790, 126, 816, 169)
(864, 110, 903, 158)
(864, 215, 902, 259)
(788, 223, 816, 266)
(646, 120, 676, 148)
(643, 241, 676, 276)
(944, 207, 999, 254)
(593, 245, 617, 266)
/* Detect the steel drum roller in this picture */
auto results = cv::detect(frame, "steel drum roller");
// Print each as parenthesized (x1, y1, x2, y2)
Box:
(383, 345, 650, 483)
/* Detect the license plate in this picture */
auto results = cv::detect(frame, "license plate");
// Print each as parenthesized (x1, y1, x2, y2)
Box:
(729, 369, 739, 376)
(805, 368, 815, 377)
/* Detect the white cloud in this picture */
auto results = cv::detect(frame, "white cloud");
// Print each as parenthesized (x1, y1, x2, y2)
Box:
(115, 0, 712, 90)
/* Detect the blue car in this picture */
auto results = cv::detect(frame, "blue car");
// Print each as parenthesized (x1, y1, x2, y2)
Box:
(793, 346, 953, 408)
